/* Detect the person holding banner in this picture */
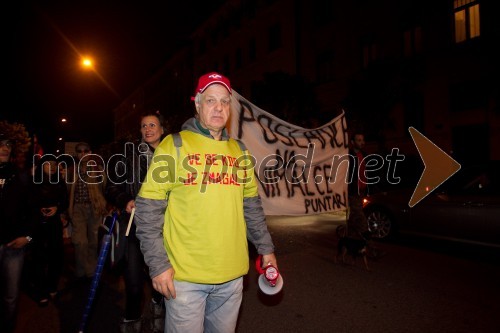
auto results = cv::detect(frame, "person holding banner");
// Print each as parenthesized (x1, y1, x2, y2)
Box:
(105, 111, 166, 333)
(134, 72, 277, 333)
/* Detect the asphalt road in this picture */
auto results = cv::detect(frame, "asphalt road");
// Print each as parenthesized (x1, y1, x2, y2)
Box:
(13, 214, 500, 333)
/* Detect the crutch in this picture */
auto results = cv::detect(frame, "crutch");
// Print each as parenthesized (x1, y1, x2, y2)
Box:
(78, 211, 118, 333)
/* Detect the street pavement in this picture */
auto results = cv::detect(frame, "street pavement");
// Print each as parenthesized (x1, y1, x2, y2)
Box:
(13, 213, 500, 333)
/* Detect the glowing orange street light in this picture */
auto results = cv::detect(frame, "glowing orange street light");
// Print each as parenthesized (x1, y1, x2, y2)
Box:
(81, 57, 94, 69)
(78, 55, 120, 98)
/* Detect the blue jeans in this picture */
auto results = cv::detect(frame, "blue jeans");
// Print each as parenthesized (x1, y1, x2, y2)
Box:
(0, 245, 25, 333)
(164, 277, 243, 333)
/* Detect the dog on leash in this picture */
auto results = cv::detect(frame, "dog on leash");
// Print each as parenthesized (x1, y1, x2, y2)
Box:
(335, 225, 371, 271)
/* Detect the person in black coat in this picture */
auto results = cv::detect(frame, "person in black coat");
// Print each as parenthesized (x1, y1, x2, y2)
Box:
(0, 133, 33, 333)
(30, 155, 69, 306)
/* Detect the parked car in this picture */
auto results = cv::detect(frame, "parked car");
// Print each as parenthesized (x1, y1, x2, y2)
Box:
(363, 161, 500, 249)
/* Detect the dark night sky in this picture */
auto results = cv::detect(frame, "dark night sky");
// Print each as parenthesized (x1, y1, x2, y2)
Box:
(4, 1, 222, 152)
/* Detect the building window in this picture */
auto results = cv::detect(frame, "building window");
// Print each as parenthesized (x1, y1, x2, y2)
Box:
(403, 26, 422, 57)
(454, 0, 480, 43)
(268, 24, 282, 52)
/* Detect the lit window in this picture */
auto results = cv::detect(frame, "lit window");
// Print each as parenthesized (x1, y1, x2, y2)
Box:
(469, 4, 480, 38)
(453, 0, 480, 43)
(454, 10, 466, 43)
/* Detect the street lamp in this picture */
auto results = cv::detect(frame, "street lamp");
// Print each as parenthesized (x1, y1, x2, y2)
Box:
(81, 57, 94, 70)
(79, 55, 120, 98)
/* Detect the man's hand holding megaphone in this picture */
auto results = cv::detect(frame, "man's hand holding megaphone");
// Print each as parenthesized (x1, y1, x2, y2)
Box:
(259, 253, 278, 271)
(256, 253, 283, 295)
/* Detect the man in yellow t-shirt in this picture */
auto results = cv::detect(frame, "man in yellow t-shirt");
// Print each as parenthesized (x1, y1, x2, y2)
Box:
(135, 72, 277, 333)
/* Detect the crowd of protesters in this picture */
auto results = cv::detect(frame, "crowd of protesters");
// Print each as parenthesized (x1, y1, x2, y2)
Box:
(0, 115, 169, 333)
(1, 71, 282, 333)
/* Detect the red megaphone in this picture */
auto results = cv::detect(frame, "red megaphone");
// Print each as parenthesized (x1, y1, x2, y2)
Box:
(255, 255, 283, 295)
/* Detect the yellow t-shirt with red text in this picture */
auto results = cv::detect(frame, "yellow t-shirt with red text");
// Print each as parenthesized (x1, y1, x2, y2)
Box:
(139, 131, 258, 283)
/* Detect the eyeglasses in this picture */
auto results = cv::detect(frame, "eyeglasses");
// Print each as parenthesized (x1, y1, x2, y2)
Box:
(76, 149, 90, 153)
(0, 140, 13, 148)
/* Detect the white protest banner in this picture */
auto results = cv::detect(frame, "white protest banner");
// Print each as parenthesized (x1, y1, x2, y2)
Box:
(228, 90, 349, 216)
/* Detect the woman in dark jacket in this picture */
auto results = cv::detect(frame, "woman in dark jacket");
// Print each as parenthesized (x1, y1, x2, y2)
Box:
(31, 154, 69, 306)
(105, 111, 166, 333)
(0, 134, 33, 332)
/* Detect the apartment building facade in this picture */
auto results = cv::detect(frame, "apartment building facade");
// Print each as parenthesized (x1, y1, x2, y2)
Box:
(112, 0, 498, 163)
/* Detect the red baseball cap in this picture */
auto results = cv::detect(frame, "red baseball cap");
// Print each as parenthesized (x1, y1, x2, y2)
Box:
(191, 72, 232, 100)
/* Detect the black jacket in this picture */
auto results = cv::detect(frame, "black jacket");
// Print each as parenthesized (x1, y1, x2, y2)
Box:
(32, 170, 69, 225)
(0, 162, 33, 244)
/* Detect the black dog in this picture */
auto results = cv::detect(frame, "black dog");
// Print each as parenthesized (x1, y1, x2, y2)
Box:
(335, 228, 371, 271)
